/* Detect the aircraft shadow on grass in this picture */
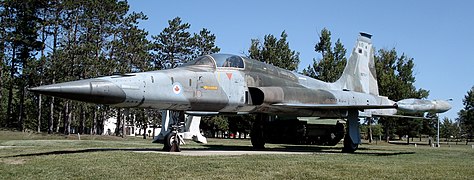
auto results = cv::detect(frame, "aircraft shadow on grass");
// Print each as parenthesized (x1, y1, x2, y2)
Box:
(1, 145, 414, 158)
(2, 148, 163, 158)
(195, 144, 415, 156)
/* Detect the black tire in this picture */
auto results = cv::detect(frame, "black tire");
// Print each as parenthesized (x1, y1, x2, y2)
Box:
(251, 115, 265, 149)
(342, 135, 358, 153)
(251, 131, 265, 149)
(163, 132, 177, 151)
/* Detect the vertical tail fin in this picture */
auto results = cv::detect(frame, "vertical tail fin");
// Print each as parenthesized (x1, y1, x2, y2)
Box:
(334, 32, 378, 95)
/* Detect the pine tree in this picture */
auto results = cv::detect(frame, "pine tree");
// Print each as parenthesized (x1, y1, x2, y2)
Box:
(303, 28, 346, 82)
(191, 28, 220, 58)
(458, 86, 474, 144)
(0, 3, 6, 124)
(152, 17, 193, 69)
(112, 11, 151, 73)
(375, 48, 429, 142)
(201, 116, 228, 138)
(0, 1, 219, 134)
(2, 0, 44, 130)
(440, 117, 457, 142)
(248, 31, 300, 71)
(46, 0, 63, 134)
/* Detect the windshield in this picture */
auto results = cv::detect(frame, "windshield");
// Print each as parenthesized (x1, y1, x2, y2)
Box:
(211, 54, 244, 68)
(181, 54, 245, 69)
(181, 55, 215, 68)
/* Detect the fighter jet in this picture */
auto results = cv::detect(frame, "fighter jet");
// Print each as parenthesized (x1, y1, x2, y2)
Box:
(29, 32, 451, 152)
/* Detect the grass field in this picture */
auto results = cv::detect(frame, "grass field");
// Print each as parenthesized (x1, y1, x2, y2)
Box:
(1, 130, 473, 179)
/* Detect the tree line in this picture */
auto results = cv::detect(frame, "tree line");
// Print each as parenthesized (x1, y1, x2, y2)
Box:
(0, 0, 219, 136)
(1, 0, 473, 143)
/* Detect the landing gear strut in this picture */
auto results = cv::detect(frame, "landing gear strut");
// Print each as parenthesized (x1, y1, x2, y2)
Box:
(153, 110, 207, 152)
(342, 110, 360, 153)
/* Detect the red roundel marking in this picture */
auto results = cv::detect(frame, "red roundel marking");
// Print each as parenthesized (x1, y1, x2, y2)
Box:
(173, 84, 182, 94)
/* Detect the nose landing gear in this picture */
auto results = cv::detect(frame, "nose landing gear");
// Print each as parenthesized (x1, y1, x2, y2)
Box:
(163, 123, 184, 152)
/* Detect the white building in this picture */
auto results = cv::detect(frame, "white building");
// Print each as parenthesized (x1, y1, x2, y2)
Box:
(103, 117, 161, 137)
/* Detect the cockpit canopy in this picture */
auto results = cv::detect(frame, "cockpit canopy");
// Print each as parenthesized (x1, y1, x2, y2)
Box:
(182, 54, 245, 69)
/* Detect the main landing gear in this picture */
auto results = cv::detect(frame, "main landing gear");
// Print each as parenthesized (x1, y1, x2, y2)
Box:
(342, 110, 360, 153)
(250, 114, 267, 149)
(250, 112, 361, 153)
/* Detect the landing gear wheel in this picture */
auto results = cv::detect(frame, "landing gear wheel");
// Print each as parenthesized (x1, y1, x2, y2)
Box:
(162, 132, 172, 151)
(163, 132, 180, 152)
(251, 129, 265, 149)
(342, 135, 358, 153)
(251, 115, 266, 149)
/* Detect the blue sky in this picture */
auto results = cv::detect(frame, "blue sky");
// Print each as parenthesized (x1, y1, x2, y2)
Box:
(128, 0, 474, 120)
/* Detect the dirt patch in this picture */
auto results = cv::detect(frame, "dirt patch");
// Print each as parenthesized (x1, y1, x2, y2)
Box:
(0, 158, 26, 165)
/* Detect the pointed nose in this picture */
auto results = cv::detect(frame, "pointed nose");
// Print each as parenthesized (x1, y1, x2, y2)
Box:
(433, 100, 452, 113)
(29, 79, 126, 105)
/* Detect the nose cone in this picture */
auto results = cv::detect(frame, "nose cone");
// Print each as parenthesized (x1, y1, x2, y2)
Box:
(29, 79, 126, 105)
(433, 100, 452, 113)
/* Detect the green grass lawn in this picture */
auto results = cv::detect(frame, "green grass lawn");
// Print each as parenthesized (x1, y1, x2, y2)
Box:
(1, 130, 473, 179)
